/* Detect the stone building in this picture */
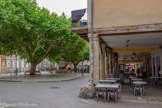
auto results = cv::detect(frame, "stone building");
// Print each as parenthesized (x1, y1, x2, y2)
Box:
(71, 0, 162, 83)
(0, 55, 58, 73)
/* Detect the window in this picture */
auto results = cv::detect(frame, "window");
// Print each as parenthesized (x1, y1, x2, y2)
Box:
(22, 61, 24, 68)
(26, 63, 29, 68)
(24, 61, 27, 68)
(38, 63, 42, 68)
(43, 62, 46, 67)
(7, 61, 10, 68)
(46, 62, 49, 67)
(22, 61, 27, 68)
(55, 63, 57, 67)
(28, 63, 31, 68)
(10, 61, 14, 68)
(17, 61, 19, 68)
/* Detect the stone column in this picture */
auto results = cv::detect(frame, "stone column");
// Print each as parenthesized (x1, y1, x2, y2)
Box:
(151, 55, 155, 77)
(155, 56, 158, 77)
(88, 34, 100, 84)
(110, 51, 113, 74)
(109, 50, 112, 76)
(100, 44, 106, 80)
(107, 49, 110, 77)
(160, 48, 162, 76)
(100, 54, 105, 80)
(105, 56, 108, 78)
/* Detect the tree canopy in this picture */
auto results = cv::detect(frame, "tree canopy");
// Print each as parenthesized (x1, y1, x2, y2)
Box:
(0, 0, 89, 74)
(63, 33, 89, 71)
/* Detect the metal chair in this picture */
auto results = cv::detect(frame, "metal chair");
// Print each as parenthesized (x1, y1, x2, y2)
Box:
(117, 83, 121, 99)
(152, 78, 160, 86)
(108, 89, 118, 103)
(134, 84, 143, 96)
(96, 88, 107, 102)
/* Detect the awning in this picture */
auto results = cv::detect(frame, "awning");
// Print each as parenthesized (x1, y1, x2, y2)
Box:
(71, 9, 86, 23)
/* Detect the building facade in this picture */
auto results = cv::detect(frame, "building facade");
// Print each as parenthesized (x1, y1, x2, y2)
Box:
(71, 0, 162, 83)
(0, 55, 58, 73)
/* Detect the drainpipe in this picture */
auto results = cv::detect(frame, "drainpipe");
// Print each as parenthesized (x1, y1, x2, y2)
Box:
(90, 0, 95, 85)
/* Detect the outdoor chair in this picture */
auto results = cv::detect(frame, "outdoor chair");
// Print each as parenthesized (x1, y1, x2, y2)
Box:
(134, 84, 143, 96)
(152, 79, 160, 86)
(159, 79, 162, 85)
(107, 89, 118, 103)
(116, 83, 121, 99)
(96, 88, 107, 102)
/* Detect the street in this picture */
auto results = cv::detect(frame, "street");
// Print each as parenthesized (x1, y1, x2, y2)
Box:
(0, 76, 162, 108)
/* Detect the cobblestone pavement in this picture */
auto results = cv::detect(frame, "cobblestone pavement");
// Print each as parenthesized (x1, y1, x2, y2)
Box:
(0, 76, 162, 108)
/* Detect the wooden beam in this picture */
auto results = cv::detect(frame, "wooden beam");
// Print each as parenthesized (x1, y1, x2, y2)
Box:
(93, 23, 162, 36)
(119, 60, 142, 63)
(113, 47, 158, 52)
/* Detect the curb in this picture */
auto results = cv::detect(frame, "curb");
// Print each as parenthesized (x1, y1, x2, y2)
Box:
(0, 80, 22, 82)
(0, 75, 89, 83)
(38, 75, 89, 83)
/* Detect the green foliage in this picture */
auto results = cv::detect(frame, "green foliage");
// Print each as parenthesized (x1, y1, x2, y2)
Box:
(47, 18, 90, 66)
(47, 31, 90, 66)
(63, 33, 89, 65)
(0, 0, 89, 74)
(0, 0, 66, 59)
(0, 0, 69, 73)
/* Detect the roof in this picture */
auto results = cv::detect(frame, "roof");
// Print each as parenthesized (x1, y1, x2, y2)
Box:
(70, 26, 88, 41)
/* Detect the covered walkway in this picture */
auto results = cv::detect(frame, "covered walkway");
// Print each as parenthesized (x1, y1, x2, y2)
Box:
(121, 84, 162, 103)
(71, 23, 162, 84)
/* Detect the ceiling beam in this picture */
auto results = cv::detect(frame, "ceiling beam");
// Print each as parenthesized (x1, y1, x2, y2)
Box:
(113, 47, 158, 52)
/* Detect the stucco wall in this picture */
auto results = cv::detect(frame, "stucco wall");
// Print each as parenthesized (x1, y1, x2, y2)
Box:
(93, 0, 162, 28)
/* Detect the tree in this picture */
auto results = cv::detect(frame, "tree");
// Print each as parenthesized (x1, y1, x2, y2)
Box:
(0, 0, 71, 75)
(63, 33, 89, 72)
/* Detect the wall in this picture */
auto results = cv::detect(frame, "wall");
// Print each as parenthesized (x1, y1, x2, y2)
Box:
(93, 0, 162, 28)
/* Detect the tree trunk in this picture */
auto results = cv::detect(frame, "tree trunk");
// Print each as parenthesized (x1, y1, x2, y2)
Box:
(73, 64, 78, 72)
(30, 62, 37, 75)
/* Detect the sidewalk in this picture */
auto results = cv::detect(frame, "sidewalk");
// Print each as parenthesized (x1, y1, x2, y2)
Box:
(120, 84, 162, 104)
(0, 72, 89, 82)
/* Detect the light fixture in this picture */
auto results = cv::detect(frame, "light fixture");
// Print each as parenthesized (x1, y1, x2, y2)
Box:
(132, 52, 136, 58)
(124, 57, 127, 63)
(126, 40, 130, 47)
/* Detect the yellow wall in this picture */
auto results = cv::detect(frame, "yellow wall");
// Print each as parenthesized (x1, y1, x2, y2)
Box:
(93, 0, 162, 28)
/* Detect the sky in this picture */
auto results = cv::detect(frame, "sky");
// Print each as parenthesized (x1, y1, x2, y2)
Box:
(36, 0, 87, 17)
